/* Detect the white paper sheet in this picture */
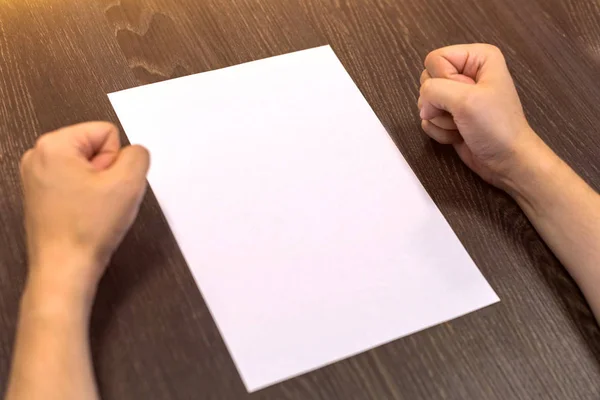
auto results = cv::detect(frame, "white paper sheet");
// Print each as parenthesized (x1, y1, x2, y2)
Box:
(108, 45, 499, 392)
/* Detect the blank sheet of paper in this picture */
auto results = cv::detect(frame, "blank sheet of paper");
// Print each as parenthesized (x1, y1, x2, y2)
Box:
(108, 45, 499, 392)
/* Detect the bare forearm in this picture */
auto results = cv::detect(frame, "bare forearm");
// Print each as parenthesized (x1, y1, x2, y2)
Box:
(8, 122, 148, 399)
(506, 135, 600, 318)
(5, 275, 99, 400)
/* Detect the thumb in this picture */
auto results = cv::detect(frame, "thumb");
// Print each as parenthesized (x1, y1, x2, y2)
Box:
(420, 78, 472, 120)
(108, 145, 151, 187)
(450, 74, 476, 85)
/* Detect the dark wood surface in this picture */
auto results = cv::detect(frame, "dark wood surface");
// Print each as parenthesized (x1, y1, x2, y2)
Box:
(1, 0, 599, 398)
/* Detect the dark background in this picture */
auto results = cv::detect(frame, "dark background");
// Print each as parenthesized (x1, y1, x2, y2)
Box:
(1, 0, 599, 399)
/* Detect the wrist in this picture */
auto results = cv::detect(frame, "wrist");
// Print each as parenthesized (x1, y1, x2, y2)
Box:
(21, 279, 95, 324)
(25, 254, 103, 315)
(498, 131, 562, 201)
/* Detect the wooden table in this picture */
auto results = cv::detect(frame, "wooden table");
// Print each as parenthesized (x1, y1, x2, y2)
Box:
(1, 0, 599, 398)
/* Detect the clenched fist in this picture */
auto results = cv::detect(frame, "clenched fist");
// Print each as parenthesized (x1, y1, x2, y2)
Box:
(418, 44, 544, 190)
(20, 122, 150, 298)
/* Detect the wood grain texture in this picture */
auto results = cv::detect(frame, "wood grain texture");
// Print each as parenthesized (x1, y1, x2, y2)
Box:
(1, 0, 599, 399)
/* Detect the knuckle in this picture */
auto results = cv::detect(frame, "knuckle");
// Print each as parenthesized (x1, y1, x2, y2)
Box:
(135, 145, 150, 162)
(34, 133, 56, 152)
(420, 78, 433, 95)
(19, 149, 33, 173)
(424, 52, 432, 67)
(20, 148, 32, 163)
(424, 48, 441, 67)
(483, 44, 504, 59)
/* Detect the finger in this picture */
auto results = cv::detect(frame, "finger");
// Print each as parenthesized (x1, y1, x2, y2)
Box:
(419, 100, 446, 120)
(49, 122, 121, 169)
(425, 51, 477, 83)
(429, 114, 457, 130)
(418, 78, 471, 117)
(109, 145, 151, 191)
(421, 120, 463, 145)
(424, 43, 503, 83)
(420, 78, 471, 116)
(420, 69, 431, 85)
